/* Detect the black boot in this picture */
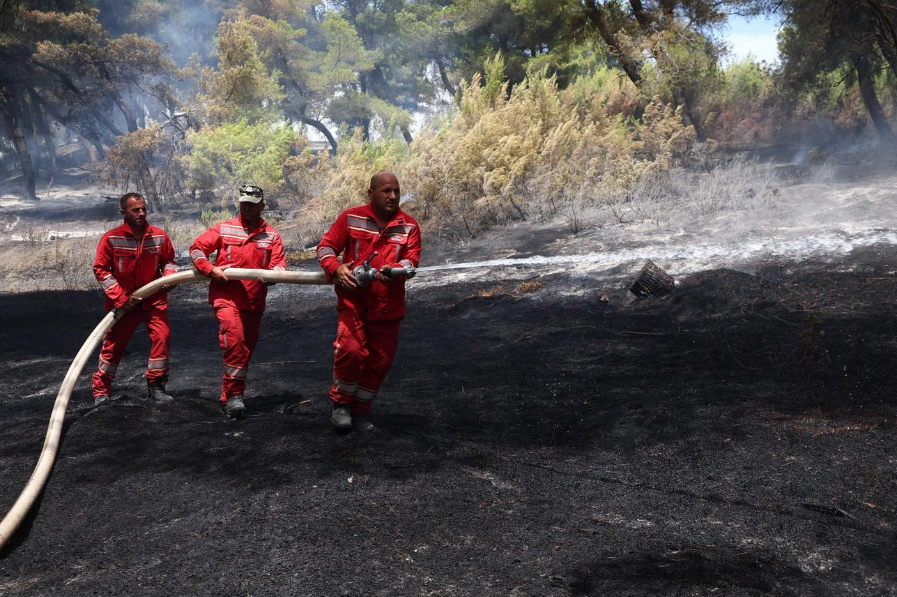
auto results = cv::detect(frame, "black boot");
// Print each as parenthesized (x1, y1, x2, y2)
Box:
(331, 402, 352, 431)
(147, 377, 174, 404)
(224, 395, 246, 419)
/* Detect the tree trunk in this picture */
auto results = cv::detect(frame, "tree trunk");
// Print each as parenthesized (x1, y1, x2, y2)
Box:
(582, 0, 643, 86)
(0, 89, 38, 201)
(301, 116, 338, 155)
(81, 137, 100, 163)
(27, 88, 56, 173)
(137, 159, 159, 207)
(865, 0, 897, 78)
(31, 92, 108, 158)
(626, 0, 704, 140)
(135, 98, 146, 129)
(629, 0, 653, 31)
(11, 89, 40, 171)
(856, 53, 896, 142)
(436, 59, 456, 97)
(672, 88, 705, 141)
(111, 92, 138, 133)
(369, 65, 414, 144)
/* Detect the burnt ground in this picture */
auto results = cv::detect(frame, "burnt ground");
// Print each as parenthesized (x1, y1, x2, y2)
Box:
(1, 242, 897, 596)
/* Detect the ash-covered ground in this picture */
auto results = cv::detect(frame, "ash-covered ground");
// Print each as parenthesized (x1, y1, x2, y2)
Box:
(1, 155, 897, 596)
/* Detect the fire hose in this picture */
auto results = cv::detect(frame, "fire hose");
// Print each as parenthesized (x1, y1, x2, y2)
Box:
(0, 267, 346, 550)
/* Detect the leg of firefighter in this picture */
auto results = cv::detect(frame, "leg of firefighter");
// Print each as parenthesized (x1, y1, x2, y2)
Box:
(329, 309, 367, 431)
(216, 305, 262, 418)
(91, 309, 144, 405)
(353, 319, 401, 432)
(144, 306, 173, 403)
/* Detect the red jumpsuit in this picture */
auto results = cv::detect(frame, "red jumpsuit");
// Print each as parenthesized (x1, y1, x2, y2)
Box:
(317, 204, 422, 414)
(92, 223, 178, 399)
(190, 216, 286, 403)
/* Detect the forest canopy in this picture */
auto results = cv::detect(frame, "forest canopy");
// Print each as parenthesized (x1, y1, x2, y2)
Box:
(1, 0, 895, 237)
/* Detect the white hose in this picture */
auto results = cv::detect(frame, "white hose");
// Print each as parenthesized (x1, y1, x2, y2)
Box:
(0, 268, 328, 550)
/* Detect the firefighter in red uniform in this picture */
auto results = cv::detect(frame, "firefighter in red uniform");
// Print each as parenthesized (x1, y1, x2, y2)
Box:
(92, 192, 178, 406)
(189, 184, 286, 419)
(317, 171, 422, 432)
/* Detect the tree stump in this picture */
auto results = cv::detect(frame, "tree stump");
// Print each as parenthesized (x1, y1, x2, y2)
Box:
(629, 260, 675, 298)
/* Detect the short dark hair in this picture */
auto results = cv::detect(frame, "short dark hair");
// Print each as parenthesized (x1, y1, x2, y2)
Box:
(120, 192, 144, 210)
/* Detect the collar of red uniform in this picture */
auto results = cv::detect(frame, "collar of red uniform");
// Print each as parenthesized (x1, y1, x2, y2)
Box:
(113, 221, 159, 238)
(358, 202, 406, 228)
(233, 215, 268, 234)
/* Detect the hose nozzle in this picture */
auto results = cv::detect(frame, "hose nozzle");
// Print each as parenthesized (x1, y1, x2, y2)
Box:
(352, 254, 416, 287)
(351, 252, 380, 287)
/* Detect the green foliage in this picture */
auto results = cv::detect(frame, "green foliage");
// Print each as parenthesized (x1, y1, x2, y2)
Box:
(182, 119, 298, 197)
(721, 55, 773, 103)
(701, 56, 781, 144)
(201, 208, 235, 228)
(197, 19, 285, 124)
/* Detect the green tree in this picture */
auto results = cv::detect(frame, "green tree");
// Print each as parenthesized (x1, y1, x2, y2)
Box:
(182, 119, 298, 197)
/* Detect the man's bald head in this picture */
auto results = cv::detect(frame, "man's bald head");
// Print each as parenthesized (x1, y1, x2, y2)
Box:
(367, 171, 401, 223)
(369, 171, 398, 191)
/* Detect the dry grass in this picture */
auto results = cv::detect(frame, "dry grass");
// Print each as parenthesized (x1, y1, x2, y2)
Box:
(478, 284, 507, 298)
(0, 237, 99, 292)
(606, 152, 780, 225)
(513, 280, 543, 294)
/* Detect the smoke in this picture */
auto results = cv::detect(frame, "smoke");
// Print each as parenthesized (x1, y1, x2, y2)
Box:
(150, 1, 223, 68)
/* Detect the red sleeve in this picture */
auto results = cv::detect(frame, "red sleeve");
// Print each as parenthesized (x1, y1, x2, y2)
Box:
(161, 233, 178, 277)
(189, 225, 221, 277)
(269, 232, 286, 271)
(93, 233, 128, 308)
(316, 212, 348, 277)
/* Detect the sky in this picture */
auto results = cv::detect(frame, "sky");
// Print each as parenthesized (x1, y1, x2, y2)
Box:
(723, 13, 782, 65)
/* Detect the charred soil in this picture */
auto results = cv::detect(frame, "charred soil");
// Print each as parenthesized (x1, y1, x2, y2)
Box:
(1, 244, 897, 596)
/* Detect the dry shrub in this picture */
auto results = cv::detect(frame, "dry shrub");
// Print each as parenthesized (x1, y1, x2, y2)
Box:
(104, 127, 163, 201)
(316, 128, 409, 236)
(292, 55, 696, 241)
(405, 54, 694, 237)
